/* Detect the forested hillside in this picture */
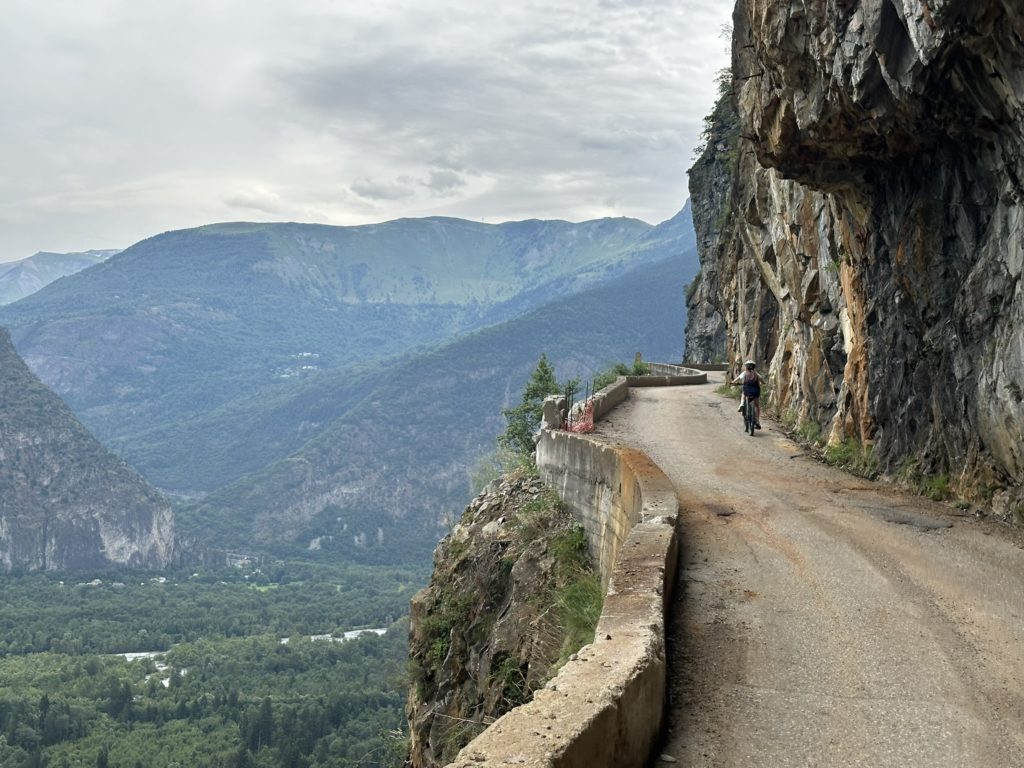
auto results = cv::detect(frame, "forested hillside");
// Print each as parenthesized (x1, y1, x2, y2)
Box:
(183, 248, 697, 564)
(0, 566, 417, 767)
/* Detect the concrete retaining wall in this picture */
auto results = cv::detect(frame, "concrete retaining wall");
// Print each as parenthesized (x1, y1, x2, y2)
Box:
(449, 364, 702, 768)
(644, 362, 712, 383)
(676, 362, 729, 373)
(584, 377, 629, 423)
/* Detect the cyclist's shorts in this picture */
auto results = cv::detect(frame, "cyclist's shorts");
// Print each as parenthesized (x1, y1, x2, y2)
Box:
(742, 386, 760, 398)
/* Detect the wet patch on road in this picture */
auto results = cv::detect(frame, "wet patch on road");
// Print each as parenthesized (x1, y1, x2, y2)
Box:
(860, 506, 954, 531)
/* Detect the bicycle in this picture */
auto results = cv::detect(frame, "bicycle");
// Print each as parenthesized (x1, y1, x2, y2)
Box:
(742, 395, 757, 436)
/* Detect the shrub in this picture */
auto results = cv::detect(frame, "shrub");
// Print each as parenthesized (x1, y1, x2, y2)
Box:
(490, 655, 530, 710)
(592, 363, 631, 392)
(550, 524, 589, 575)
(715, 383, 740, 398)
(922, 474, 951, 501)
(470, 449, 531, 494)
(824, 438, 878, 477)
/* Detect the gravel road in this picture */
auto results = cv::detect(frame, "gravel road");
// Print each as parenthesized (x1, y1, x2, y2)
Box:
(594, 381, 1024, 768)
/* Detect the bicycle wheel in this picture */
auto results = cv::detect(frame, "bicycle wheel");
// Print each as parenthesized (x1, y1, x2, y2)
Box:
(745, 400, 756, 436)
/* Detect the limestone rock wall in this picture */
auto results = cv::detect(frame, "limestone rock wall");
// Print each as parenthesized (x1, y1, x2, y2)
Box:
(688, 0, 1024, 514)
(684, 77, 739, 364)
(0, 328, 175, 571)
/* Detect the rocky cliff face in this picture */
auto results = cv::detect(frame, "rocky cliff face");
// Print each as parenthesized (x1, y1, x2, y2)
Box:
(406, 472, 600, 767)
(685, 74, 740, 364)
(686, 0, 1024, 516)
(0, 329, 175, 571)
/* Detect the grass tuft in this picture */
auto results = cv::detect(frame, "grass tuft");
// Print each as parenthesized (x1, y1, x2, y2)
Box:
(823, 438, 878, 477)
(796, 421, 822, 444)
(922, 474, 951, 501)
(554, 574, 604, 667)
(715, 383, 740, 398)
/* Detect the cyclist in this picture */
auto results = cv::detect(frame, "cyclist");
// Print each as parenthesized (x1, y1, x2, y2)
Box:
(733, 360, 761, 429)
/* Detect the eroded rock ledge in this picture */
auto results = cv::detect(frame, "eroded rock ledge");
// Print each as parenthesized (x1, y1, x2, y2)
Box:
(687, 0, 1024, 515)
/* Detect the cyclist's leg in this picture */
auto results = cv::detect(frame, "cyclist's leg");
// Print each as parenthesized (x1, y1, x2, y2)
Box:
(737, 391, 744, 412)
(754, 397, 761, 428)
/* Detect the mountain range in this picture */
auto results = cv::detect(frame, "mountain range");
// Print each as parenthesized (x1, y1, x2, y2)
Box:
(0, 249, 118, 305)
(0, 205, 697, 566)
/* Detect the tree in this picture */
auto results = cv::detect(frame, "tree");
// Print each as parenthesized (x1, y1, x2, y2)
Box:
(499, 354, 561, 456)
(244, 698, 274, 752)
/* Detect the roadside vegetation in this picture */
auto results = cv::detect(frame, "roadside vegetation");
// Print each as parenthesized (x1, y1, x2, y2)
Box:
(822, 437, 879, 478)
(497, 354, 651, 462)
(755, 395, 968, 504)
(590, 359, 650, 391)
(411, 357, 611, 764)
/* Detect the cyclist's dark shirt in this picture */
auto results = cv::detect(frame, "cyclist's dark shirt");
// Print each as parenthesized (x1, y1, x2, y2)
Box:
(740, 370, 760, 398)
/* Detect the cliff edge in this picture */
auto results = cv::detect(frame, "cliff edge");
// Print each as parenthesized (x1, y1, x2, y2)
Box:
(406, 471, 601, 767)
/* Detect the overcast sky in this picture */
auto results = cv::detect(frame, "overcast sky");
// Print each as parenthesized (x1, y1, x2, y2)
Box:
(0, 0, 731, 263)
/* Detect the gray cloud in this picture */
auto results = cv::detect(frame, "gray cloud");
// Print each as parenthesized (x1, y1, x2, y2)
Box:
(422, 170, 466, 195)
(223, 187, 287, 215)
(350, 177, 417, 201)
(0, 0, 731, 261)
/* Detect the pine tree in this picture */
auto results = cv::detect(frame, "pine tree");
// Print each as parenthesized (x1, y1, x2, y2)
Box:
(256, 697, 274, 750)
(499, 354, 561, 456)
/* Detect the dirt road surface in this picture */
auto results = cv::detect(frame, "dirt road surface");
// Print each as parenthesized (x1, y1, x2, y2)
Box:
(594, 381, 1024, 768)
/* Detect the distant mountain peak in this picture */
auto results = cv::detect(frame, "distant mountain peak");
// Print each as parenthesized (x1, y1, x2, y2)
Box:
(0, 249, 117, 305)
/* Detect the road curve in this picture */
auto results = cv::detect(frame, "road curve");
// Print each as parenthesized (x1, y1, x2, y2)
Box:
(593, 380, 1024, 768)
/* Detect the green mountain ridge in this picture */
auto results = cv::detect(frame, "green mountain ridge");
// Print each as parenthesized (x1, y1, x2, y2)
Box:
(0, 209, 692, 494)
(182, 247, 698, 564)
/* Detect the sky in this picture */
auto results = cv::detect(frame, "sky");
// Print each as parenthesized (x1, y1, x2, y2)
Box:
(0, 0, 731, 263)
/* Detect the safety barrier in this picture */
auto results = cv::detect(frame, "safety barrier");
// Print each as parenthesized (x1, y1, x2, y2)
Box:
(448, 365, 704, 768)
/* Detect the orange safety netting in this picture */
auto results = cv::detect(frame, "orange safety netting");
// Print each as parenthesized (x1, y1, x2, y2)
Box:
(564, 400, 594, 433)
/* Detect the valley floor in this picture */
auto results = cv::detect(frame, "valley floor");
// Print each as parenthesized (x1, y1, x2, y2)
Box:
(594, 381, 1024, 767)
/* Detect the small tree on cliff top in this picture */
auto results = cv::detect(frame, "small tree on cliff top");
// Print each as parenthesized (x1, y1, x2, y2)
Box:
(499, 354, 561, 457)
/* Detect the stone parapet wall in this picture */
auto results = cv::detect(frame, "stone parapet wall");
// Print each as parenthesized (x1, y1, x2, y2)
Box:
(448, 366, 700, 768)
(583, 377, 630, 423)
(678, 363, 729, 373)
(635, 363, 708, 386)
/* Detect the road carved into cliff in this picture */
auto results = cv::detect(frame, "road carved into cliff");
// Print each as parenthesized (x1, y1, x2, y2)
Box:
(594, 381, 1024, 767)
